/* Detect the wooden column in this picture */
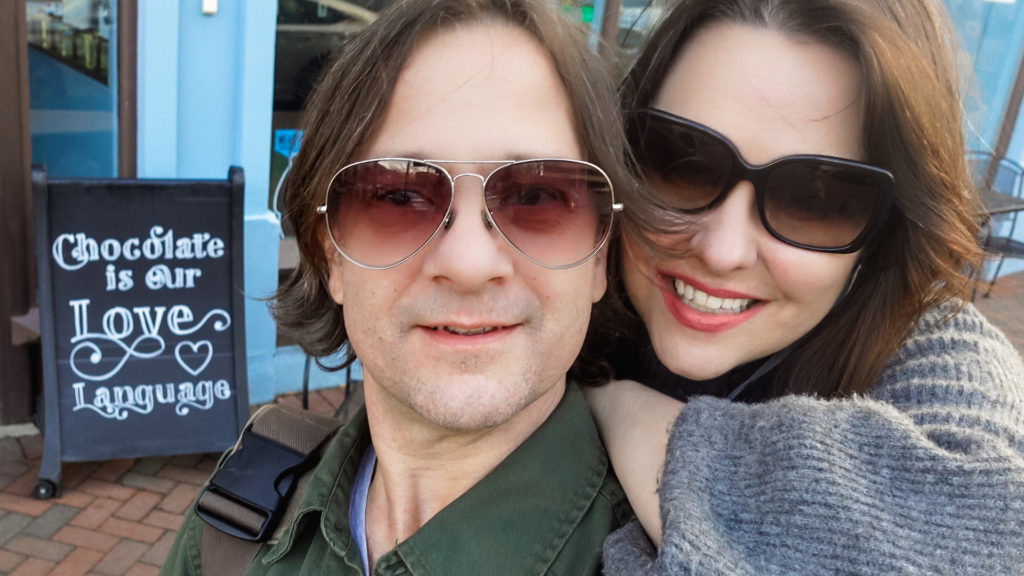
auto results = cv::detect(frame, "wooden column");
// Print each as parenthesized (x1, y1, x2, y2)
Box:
(119, 0, 137, 178)
(0, 0, 36, 424)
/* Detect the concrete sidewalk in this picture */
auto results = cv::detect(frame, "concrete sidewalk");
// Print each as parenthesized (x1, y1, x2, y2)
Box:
(2, 272, 1023, 575)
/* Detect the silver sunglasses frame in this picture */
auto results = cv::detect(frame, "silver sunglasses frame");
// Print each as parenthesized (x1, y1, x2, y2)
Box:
(316, 157, 623, 270)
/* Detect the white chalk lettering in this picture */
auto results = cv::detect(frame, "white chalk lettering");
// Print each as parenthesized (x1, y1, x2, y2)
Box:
(167, 306, 193, 334)
(105, 265, 116, 291)
(214, 379, 231, 400)
(104, 266, 134, 293)
(155, 383, 175, 404)
(52, 234, 94, 271)
(72, 379, 232, 420)
(207, 237, 224, 258)
(67, 300, 229, 381)
(145, 265, 202, 290)
(123, 238, 140, 260)
(99, 238, 120, 261)
(133, 306, 166, 337)
(50, 226, 225, 271)
(102, 307, 133, 341)
(70, 299, 91, 341)
(118, 269, 134, 291)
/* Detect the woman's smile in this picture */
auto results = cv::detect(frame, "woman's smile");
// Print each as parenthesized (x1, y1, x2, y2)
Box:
(664, 274, 758, 314)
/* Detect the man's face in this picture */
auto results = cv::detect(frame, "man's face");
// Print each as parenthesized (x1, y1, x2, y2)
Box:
(325, 22, 608, 432)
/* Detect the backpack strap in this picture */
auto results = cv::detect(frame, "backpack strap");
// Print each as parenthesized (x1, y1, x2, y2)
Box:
(196, 403, 344, 576)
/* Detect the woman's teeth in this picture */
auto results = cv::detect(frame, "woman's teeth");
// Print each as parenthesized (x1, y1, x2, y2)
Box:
(673, 279, 754, 314)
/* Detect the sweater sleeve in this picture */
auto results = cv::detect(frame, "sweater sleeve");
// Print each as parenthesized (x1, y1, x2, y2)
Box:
(605, 303, 1024, 575)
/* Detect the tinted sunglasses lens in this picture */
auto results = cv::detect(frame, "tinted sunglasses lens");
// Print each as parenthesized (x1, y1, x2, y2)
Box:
(763, 162, 883, 249)
(326, 159, 451, 267)
(485, 160, 614, 267)
(637, 116, 732, 211)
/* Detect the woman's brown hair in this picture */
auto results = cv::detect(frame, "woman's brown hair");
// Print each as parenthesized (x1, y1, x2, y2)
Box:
(598, 0, 983, 396)
(272, 0, 633, 371)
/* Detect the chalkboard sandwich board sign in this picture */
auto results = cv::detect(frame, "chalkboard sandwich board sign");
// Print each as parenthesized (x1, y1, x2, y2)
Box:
(32, 166, 249, 499)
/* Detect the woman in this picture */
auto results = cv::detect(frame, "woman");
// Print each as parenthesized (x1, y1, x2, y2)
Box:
(581, 0, 1024, 573)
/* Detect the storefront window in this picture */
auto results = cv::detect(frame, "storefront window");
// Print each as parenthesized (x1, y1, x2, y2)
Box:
(270, 0, 387, 220)
(616, 0, 664, 52)
(27, 0, 118, 178)
(268, 0, 640, 220)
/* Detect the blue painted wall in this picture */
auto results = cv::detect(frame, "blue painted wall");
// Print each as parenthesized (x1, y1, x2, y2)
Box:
(136, 0, 356, 403)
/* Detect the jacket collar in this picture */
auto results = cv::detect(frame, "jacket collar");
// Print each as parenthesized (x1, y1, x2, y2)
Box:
(263, 383, 608, 573)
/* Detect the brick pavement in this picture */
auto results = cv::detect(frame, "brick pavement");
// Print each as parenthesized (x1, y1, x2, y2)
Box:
(974, 270, 1024, 349)
(0, 386, 352, 576)
(2, 272, 1024, 575)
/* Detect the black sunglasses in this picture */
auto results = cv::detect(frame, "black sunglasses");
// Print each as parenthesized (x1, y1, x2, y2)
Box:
(628, 108, 894, 253)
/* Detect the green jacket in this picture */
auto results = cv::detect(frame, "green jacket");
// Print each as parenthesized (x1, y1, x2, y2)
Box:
(161, 383, 633, 575)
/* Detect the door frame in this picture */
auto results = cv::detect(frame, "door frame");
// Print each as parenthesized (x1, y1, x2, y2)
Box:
(0, 0, 136, 424)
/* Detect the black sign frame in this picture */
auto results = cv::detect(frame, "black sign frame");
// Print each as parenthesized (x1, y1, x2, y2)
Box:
(32, 166, 249, 499)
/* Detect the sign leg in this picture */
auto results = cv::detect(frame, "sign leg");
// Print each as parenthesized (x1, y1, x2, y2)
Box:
(35, 433, 62, 499)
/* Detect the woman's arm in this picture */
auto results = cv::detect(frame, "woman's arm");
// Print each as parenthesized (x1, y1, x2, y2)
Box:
(583, 379, 683, 545)
(604, 303, 1024, 574)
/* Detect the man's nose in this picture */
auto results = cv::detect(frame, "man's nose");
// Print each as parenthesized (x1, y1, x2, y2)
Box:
(687, 181, 760, 272)
(421, 176, 515, 286)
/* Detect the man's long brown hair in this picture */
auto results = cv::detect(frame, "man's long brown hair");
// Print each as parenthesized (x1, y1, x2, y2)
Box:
(272, 0, 633, 373)
(584, 0, 983, 397)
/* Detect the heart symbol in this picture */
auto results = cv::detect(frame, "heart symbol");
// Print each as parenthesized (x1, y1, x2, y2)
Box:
(175, 341, 213, 377)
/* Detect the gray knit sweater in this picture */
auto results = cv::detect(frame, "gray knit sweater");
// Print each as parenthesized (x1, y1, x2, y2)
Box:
(603, 303, 1024, 575)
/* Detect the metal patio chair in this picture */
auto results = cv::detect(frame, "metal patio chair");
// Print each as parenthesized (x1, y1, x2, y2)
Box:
(967, 151, 1024, 298)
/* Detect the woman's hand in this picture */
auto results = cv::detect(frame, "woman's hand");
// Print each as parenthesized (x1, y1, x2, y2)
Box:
(583, 380, 684, 545)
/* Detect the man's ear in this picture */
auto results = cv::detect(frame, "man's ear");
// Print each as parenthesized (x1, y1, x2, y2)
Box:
(322, 229, 344, 306)
(591, 245, 609, 303)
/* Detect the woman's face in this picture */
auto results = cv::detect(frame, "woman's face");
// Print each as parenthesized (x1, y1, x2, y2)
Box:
(624, 22, 865, 381)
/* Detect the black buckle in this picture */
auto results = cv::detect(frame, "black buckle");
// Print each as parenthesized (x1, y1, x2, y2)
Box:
(195, 425, 318, 542)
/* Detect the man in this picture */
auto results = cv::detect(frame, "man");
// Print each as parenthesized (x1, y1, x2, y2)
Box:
(162, 0, 632, 573)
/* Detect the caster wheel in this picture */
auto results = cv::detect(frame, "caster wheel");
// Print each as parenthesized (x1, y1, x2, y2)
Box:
(33, 480, 57, 500)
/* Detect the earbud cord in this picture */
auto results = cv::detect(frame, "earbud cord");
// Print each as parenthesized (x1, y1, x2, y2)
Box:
(728, 262, 860, 401)
(620, 238, 784, 401)
(622, 237, 862, 401)
(726, 345, 792, 401)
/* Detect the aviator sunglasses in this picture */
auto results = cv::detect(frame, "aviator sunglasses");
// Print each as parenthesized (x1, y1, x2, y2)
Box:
(317, 158, 622, 269)
(628, 108, 894, 253)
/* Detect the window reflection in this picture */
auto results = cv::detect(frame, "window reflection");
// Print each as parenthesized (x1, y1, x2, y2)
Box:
(27, 0, 113, 85)
(27, 0, 118, 178)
